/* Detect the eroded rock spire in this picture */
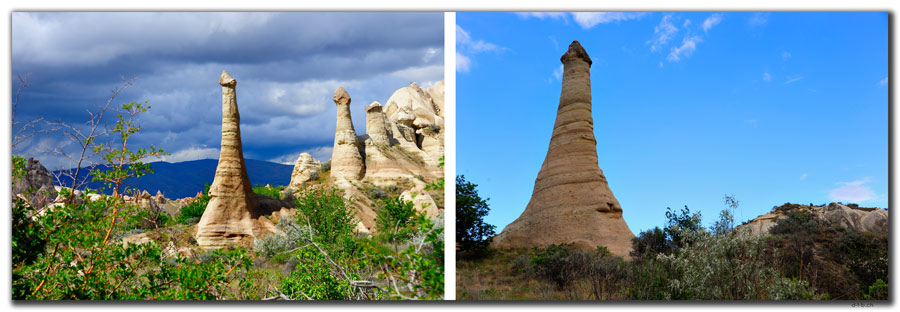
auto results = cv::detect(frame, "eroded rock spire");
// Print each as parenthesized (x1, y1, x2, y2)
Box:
(491, 41, 635, 256)
(365, 101, 390, 146)
(195, 70, 259, 249)
(330, 86, 366, 180)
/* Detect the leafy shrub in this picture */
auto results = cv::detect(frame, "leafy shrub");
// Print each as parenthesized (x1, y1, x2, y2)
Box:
(664, 206, 704, 250)
(863, 279, 888, 300)
(12, 193, 253, 300)
(176, 183, 210, 225)
(630, 227, 669, 260)
(769, 210, 822, 236)
(294, 188, 356, 246)
(320, 161, 331, 172)
(652, 229, 820, 300)
(254, 215, 310, 258)
(280, 246, 351, 300)
(253, 184, 283, 200)
(376, 196, 417, 237)
(455, 175, 496, 259)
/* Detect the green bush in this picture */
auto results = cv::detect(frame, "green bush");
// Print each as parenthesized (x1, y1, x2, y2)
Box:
(455, 175, 496, 259)
(375, 196, 417, 241)
(253, 184, 283, 200)
(176, 183, 210, 225)
(280, 246, 352, 300)
(863, 279, 888, 300)
(294, 188, 356, 247)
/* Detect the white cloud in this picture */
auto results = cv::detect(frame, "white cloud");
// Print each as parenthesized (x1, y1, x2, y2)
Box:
(800, 173, 807, 181)
(667, 35, 701, 62)
(703, 13, 723, 32)
(659, 61, 664, 69)
(782, 51, 792, 60)
(647, 14, 679, 52)
(456, 52, 471, 72)
(828, 177, 876, 203)
(878, 77, 888, 87)
(785, 76, 805, 84)
(514, 12, 567, 20)
(762, 72, 771, 82)
(570, 12, 646, 29)
(456, 25, 504, 72)
(552, 64, 564, 81)
(160, 146, 220, 163)
(749, 13, 769, 27)
(304, 146, 334, 162)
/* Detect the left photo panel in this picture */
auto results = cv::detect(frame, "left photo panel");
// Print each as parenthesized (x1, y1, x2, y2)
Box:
(11, 12, 445, 300)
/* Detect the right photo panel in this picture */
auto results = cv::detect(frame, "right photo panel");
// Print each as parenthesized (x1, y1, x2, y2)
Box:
(456, 12, 888, 300)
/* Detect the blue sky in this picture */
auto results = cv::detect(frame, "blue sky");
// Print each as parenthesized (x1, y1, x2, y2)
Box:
(11, 12, 443, 170)
(456, 12, 888, 235)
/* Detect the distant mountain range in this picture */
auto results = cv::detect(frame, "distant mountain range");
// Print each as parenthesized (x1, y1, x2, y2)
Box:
(53, 159, 293, 199)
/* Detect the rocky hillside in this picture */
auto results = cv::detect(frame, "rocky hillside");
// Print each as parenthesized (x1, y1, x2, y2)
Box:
(738, 202, 888, 236)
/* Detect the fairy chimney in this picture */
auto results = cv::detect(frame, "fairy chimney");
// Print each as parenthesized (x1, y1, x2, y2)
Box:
(491, 41, 635, 257)
(330, 86, 366, 180)
(195, 70, 259, 249)
(365, 101, 391, 146)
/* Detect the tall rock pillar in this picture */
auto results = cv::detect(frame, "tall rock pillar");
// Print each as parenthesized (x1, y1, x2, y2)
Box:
(365, 101, 391, 146)
(330, 87, 366, 180)
(195, 70, 259, 249)
(491, 41, 634, 256)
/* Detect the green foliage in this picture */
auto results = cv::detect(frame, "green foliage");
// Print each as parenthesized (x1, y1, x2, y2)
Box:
(89, 101, 168, 197)
(253, 184, 283, 200)
(769, 210, 822, 236)
(280, 246, 352, 300)
(630, 227, 669, 260)
(176, 183, 210, 225)
(320, 160, 331, 172)
(836, 230, 889, 291)
(12, 155, 27, 181)
(375, 196, 417, 241)
(254, 215, 310, 258)
(11, 197, 46, 267)
(11, 193, 253, 300)
(712, 194, 738, 236)
(652, 229, 820, 300)
(294, 188, 356, 247)
(455, 175, 496, 259)
(118, 203, 172, 231)
(664, 205, 705, 250)
(863, 279, 888, 300)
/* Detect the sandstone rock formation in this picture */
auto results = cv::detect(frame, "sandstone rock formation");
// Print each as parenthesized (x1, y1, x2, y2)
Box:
(491, 41, 635, 257)
(12, 158, 55, 209)
(365, 101, 391, 146)
(288, 152, 321, 188)
(330, 87, 366, 181)
(195, 70, 261, 249)
(739, 202, 889, 236)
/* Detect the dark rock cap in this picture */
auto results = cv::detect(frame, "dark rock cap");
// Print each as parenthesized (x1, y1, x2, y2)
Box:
(560, 40, 592, 66)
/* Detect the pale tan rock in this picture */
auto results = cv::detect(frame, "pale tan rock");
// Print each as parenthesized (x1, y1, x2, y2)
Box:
(491, 41, 635, 257)
(400, 189, 439, 218)
(365, 101, 391, 146)
(426, 81, 444, 121)
(739, 203, 889, 236)
(289, 152, 321, 188)
(195, 70, 261, 250)
(330, 86, 366, 181)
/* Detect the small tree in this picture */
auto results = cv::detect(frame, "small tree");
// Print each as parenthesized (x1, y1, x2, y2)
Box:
(90, 101, 168, 197)
(712, 194, 738, 236)
(455, 175, 495, 258)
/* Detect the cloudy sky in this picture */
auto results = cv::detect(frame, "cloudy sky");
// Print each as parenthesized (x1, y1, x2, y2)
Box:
(457, 12, 888, 234)
(12, 12, 443, 170)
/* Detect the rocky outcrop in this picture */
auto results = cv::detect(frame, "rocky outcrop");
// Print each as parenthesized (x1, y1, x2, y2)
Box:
(739, 202, 889, 236)
(12, 157, 55, 209)
(365, 101, 391, 146)
(491, 41, 634, 257)
(195, 70, 261, 249)
(288, 153, 321, 188)
(330, 87, 366, 181)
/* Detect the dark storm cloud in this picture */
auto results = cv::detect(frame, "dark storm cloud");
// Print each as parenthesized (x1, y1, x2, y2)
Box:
(11, 12, 444, 170)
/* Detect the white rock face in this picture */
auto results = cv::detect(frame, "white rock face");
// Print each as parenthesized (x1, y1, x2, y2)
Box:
(289, 152, 321, 188)
(330, 86, 366, 181)
(739, 202, 889, 236)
